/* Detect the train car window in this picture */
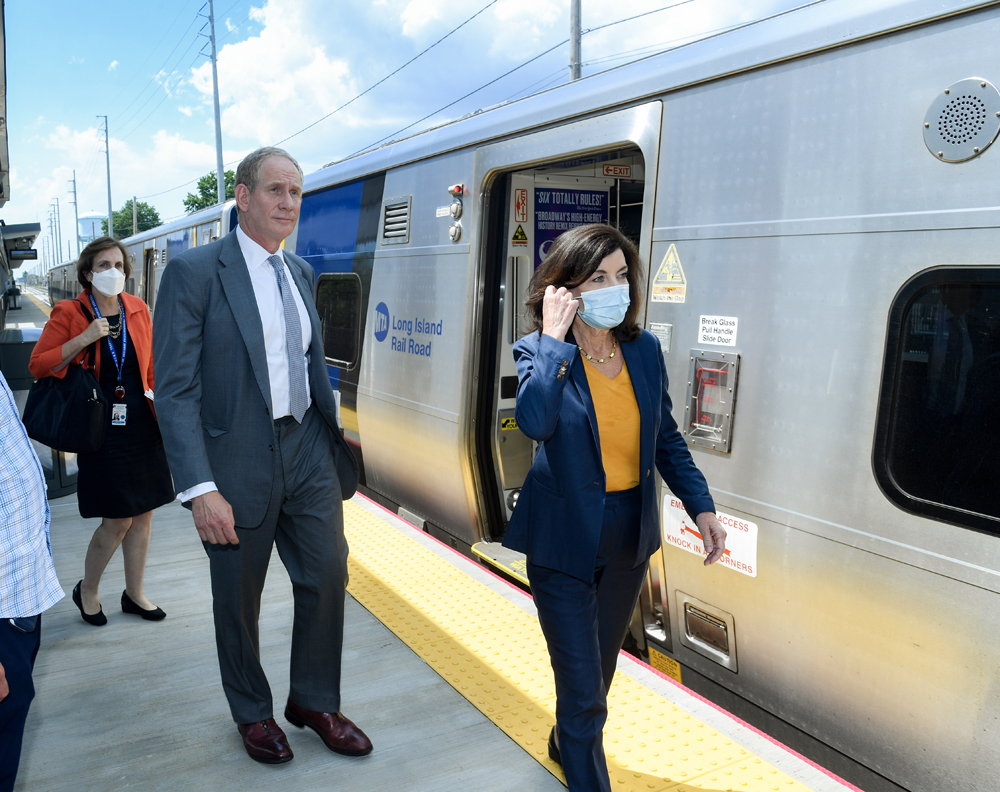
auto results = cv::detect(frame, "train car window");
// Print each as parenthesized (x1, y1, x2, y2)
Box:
(315, 272, 362, 369)
(874, 269, 1000, 534)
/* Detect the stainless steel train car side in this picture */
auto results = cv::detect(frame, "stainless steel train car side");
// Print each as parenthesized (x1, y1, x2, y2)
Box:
(47, 201, 237, 308)
(284, 2, 1000, 790)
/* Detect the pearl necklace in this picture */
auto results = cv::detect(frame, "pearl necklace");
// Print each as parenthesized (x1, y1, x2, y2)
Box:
(578, 338, 617, 364)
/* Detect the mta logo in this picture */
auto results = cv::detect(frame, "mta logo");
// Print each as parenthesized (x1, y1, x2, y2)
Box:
(374, 302, 389, 342)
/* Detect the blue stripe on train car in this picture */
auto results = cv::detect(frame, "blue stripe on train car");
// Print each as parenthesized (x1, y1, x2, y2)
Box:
(296, 177, 368, 392)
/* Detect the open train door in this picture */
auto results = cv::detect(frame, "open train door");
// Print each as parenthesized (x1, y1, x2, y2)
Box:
(468, 102, 662, 587)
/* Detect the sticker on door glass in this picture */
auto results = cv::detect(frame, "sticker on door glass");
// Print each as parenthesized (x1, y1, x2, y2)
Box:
(662, 495, 758, 577)
(651, 244, 686, 303)
(534, 188, 608, 267)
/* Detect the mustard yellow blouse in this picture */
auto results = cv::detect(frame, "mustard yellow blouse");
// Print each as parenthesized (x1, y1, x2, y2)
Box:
(582, 358, 641, 492)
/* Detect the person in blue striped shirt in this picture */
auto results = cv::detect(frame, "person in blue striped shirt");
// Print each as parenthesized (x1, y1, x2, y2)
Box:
(0, 370, 63, 792)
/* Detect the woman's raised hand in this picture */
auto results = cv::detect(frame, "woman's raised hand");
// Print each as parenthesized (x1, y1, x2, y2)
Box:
(81, 317, 110, 345)
(541, 285, 578, 342)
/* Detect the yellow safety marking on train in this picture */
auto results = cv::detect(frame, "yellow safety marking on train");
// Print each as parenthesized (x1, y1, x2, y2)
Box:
(343, 500, 815, 791)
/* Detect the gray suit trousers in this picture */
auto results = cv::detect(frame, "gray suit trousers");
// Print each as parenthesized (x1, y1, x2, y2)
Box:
(204, 404, 347, 724)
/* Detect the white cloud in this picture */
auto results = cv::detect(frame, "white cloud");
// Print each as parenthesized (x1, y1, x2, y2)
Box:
(188, 0, 358, 156)
(178, 106, 194, 117)
(108, 60, 118, 71)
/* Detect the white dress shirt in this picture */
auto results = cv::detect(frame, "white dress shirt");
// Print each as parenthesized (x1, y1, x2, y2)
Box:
(178, 226, 313, 503)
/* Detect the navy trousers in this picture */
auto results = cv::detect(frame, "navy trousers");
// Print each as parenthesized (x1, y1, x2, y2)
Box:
(203, 405, 348, 724)
(0, 615, 41, 792)
(527, 487, 649, 792)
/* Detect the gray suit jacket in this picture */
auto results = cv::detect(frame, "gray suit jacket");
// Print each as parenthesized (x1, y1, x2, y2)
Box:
(152, 232, 359, 528)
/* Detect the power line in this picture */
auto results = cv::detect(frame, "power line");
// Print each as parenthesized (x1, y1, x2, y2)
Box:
(350, 0, 829, 158)
(584, 0, 698, 36)
(117, 35, 202, 139)
(273, 0, 499, 147)
(218, 12, 255, 43)
(111, 6, 203, 124)
(350, 37, 570, 158)
(139, 0, 501, 200)
(107, 0, 202, 114)
(347, 1, 701, 157)
(120, 53, 204, 143)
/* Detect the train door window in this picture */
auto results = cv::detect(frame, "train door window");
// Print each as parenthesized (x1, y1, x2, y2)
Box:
(315, 272, 362, 369)
(874, 268, 1000, 533)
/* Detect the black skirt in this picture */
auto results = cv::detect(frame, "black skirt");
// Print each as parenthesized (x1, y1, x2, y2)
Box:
(77, 320, 175, 519)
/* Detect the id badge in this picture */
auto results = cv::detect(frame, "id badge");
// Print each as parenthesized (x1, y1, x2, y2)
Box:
(112, 403, 127, 426)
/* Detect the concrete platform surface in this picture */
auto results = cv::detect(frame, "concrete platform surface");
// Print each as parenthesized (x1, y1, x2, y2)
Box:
(14, 495, 565, 792)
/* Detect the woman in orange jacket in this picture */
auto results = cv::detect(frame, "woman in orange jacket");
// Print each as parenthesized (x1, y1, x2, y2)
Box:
(29, 237, 174, 626)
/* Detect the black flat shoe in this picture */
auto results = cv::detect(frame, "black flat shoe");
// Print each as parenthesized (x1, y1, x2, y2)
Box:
(121, 591, 166, 621)
(548, 727, 561, 765)
(72, 581, 107, 626)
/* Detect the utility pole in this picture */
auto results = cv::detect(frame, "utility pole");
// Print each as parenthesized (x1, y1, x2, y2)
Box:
(570, 0, 581, 81)
(100, 115, 113, 237)
(53, 198, 62, 261)
(69, 170, 81, 255)
(47, 209, 55, 267)
(207, 0, 226, 205)
(132, 195, 138, 236)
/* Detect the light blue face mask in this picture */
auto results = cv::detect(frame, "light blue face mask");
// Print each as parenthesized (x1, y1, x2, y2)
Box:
(577, 283, 630, 330)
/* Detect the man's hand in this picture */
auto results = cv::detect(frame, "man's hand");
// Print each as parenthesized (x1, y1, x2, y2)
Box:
(695, 512, 727, 566)
(0, 658, 8, 702)
(192, 491, 238, 545)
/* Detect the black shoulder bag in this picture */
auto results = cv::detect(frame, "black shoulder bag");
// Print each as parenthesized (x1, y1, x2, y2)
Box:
(23, 301, 107, 454)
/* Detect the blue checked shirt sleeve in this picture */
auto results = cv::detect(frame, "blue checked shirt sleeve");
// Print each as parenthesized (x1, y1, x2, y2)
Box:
(0, 372, 63, 618)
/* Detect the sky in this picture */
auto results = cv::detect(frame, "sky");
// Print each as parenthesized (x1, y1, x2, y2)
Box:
(6, 0, 809, 275)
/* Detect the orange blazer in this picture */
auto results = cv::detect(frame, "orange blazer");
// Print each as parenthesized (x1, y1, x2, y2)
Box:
(29, 290, 156, 404)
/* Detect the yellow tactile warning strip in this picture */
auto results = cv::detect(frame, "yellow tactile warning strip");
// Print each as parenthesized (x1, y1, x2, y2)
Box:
(25, 292, 52, 317)
(344, 500, 815, 792)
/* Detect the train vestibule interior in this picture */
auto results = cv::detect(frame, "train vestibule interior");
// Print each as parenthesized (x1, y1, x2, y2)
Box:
(481, 147, 647, 540)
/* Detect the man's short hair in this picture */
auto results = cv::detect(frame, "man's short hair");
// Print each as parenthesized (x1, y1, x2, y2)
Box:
(235, 147, 304, 207)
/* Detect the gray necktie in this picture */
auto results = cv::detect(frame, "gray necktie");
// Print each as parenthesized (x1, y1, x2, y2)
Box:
(267, 254, 308, 422)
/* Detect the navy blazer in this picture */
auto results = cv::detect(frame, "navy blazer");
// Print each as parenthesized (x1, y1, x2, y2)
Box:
(502, 329, 715, 583)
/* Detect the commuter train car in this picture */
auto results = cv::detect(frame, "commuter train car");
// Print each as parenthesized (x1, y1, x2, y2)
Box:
(68, 1, 1000, 788)
(283, 2, 1000, 790)
(47, 201, 237, 309)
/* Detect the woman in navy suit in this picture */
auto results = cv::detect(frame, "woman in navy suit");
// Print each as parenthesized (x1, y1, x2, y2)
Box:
(503, 224, 726, 792)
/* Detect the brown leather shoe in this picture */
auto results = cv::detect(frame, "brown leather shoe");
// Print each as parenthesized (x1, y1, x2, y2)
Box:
(237, 718, 294, 764)
(284, 699, 373, 756)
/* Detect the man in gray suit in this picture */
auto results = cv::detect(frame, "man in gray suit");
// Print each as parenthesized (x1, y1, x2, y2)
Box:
(153, 147, 371, 765)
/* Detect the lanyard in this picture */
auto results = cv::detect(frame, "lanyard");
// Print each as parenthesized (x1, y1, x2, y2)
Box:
(88, 292, 127, 389)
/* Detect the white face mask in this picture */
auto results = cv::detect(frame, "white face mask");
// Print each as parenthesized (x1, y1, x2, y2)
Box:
(91, 267, 126, 296)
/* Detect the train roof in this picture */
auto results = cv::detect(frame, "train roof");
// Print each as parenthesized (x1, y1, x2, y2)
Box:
(119, 200, 236, 247)
(305, 0, 996, 192)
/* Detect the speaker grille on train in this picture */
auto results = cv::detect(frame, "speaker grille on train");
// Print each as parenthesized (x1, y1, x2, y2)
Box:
(381, 197, 411, 245)
(923, 78, 1000, 162)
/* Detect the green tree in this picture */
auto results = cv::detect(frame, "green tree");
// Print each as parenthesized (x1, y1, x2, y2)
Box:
(101, 199, 162, 239)
(183, 169, 236, 213)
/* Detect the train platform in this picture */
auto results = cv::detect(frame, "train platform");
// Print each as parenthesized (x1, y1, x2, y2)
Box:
(13, 487, 860, 792)
(4, 284, 50, 326)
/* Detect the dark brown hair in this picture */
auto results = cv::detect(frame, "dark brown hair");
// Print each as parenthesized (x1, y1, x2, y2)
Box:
(523, 224, 643, 342)
(76, 236, 132, 289)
